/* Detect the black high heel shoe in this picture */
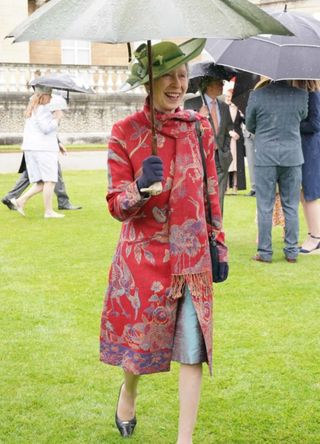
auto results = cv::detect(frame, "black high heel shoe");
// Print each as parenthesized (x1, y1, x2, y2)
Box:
(115, 384, 137, 438)
(300, 234, 320, 254)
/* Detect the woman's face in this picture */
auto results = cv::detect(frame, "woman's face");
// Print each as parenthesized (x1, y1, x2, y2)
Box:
(153, 65, 188, 113)
(225, 91, 232, 105)
(206, 80, 224, 99)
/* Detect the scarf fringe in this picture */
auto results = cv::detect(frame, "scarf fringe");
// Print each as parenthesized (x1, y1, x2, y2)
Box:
(169, 271, 212, 300)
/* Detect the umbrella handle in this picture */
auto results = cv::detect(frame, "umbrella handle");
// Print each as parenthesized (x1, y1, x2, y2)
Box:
(147, 40, 158, 156)
(140, 181, 163, 195)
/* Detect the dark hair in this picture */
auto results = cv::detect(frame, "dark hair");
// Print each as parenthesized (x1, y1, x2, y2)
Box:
(199, 76, 223, 93)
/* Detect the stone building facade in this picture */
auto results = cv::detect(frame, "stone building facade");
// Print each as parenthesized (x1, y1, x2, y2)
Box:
(0, 0, 128, 66)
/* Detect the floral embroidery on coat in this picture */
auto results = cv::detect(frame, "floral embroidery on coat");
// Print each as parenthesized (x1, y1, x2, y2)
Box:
(100, 102, 227, 375)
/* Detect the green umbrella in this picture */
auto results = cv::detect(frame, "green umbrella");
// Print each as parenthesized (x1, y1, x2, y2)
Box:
(8, 0, 291, 43)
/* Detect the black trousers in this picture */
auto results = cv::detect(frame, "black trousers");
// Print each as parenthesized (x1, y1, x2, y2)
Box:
(215, 151, 228, 217)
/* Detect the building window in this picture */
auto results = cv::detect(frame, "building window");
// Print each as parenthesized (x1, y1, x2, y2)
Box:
(61, 40, 91, 65)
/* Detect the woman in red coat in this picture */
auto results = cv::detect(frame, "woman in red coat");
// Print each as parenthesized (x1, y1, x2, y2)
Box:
(100, 39, 228, 443)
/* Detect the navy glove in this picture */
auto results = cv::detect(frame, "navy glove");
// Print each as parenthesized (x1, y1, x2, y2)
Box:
(137, 156, 164, 191)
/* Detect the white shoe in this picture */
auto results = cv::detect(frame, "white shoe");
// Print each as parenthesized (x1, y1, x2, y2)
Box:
(10, 198, 25, 216)
(44, 212, 65, 219)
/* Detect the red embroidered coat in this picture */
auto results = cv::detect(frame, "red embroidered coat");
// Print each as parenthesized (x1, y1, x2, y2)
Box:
(100, 102, 227, 375)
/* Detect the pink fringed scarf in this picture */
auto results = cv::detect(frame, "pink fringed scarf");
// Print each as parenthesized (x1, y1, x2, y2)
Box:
(144, 102, 212, 299)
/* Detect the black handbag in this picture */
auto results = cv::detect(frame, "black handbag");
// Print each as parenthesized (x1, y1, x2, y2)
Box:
(195, 121, 229, 283)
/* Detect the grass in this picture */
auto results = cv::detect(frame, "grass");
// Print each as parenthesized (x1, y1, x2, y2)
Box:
(0, 171, 319, 444)
(0, 144, 106, 153)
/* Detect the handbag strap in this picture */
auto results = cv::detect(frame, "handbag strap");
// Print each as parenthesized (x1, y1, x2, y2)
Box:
(195, 120, 215, 239)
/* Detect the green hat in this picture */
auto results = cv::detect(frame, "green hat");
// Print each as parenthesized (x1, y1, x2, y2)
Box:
(122, 38, 206, 91)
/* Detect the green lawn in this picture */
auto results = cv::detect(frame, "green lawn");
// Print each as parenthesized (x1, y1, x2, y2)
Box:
(0, 171, 319, 444)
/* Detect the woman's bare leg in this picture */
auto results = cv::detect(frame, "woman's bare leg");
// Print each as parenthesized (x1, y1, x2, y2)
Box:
(15, 182, 43, 209)
(177, 364, 203, 444)
(43, 182, 64, 217)
(300, 192, 320, 249)
(43, 181, 55, 214)
(117, 371, 140, 421)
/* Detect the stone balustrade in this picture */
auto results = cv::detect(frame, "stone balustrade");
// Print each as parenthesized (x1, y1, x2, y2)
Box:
(0, 63, 148, 145)
(0, 63, 145, 95)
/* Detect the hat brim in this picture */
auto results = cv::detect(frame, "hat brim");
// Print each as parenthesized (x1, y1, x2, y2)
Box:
(121, 38, 206, 92)
(254, 77, 271, 90)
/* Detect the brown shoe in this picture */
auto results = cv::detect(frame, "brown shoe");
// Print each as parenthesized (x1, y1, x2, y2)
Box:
(252, 254, 272, 263)
(285, 257, 297, 263)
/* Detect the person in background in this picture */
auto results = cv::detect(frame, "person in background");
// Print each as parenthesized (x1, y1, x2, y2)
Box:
(100, 39, 228, 443)
(184, 75, 233, 216)
(2, 68, 81, 212)
(292, 80, 320, 255)
(9, 90, 67, 218)
(241, 77, 271, 198)
(224, 88, 246, 195)
(246, 80, 308, 263)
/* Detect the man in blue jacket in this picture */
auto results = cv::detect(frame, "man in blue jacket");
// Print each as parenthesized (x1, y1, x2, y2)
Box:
(246, 80, 308, 263)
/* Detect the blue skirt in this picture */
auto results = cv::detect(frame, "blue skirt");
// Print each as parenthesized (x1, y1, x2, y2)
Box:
(171, 286, 207, 365)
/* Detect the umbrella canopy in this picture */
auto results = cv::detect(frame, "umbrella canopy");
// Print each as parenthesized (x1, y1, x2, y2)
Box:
(205, 8, 320, 80)
(7, 0, 291, 43)
(187, 62, 237, 94)
(29, 73, 95, 94)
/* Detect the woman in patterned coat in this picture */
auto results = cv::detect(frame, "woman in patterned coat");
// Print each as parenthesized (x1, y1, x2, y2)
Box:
(100, 39, 228, 443)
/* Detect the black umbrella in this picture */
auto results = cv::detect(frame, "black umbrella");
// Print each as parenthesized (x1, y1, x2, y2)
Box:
(187, 62, 237, 94)
(29, 73, 95, 102)
(205, 7, 320, 80)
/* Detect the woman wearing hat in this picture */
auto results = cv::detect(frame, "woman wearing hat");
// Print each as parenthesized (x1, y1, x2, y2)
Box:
(10, 88, 67, 218)
(100, 39, 228, 442)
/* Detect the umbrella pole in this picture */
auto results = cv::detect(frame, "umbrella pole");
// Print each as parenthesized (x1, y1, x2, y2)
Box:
(138, 40, 163, 195)
(147, 40, 157, 155)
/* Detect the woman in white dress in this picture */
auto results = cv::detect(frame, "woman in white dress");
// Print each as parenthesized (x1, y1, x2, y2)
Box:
(10, 88, 67, 218)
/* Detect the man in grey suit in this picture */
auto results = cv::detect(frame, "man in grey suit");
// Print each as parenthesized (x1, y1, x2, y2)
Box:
(184, 77, 233, 216)
(246, 80, 308, 263)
